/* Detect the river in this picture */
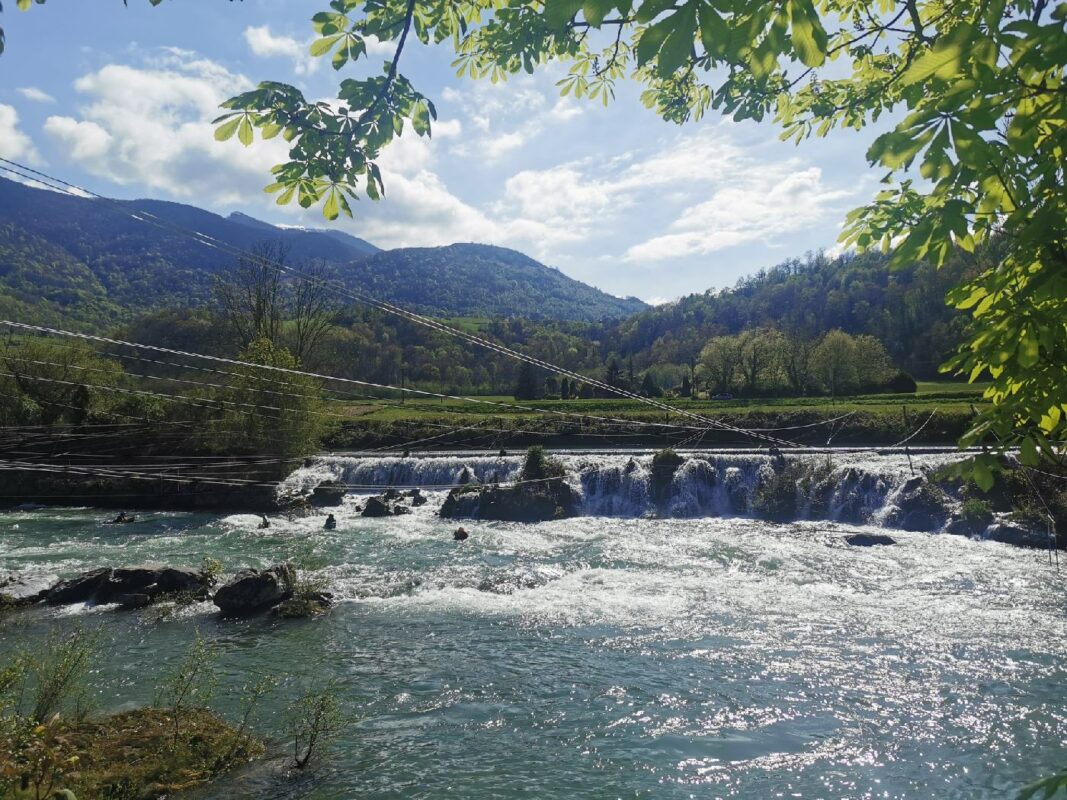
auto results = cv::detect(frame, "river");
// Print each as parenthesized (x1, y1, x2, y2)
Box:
(1, 450, 1064, 798)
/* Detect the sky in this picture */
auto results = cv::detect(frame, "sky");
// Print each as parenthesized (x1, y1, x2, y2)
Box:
(0, 0, 889, 304)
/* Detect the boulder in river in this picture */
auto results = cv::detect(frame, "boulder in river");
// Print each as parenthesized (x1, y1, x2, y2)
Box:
(311, 480, 346, 507)
(845, 533, 896, 547)
(44, 565, 211, 607)
(100, 564, 209, 603)
(273, 590, 334, 618)
(361, 493, 411, 517)
(213, 564, 295, 615)
(46, 568, 113, 605)
(362, 496, 393, 517)
(884, 476, 951, 532)
(983, 522, 1050, 549)
(439, 480, 579, 523)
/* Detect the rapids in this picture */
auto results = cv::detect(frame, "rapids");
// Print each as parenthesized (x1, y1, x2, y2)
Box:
(1, 450, 1064, 799)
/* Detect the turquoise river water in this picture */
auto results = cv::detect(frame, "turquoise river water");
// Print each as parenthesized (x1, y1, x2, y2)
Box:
(1, 451, 1065, 799)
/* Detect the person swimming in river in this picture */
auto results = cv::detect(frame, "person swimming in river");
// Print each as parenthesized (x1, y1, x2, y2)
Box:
(258, 515, 270, 529)
(454, 527, 469, 541)
(324, 514, 337, 530)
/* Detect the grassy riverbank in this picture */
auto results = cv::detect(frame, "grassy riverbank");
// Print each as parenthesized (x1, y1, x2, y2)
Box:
(326, 382, 988, 450)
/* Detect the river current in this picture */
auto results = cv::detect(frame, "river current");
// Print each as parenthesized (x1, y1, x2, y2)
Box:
(1, 450, 1064, 799)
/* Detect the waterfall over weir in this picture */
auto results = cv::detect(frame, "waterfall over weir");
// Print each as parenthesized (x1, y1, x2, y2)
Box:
(280, 449, 971, 530)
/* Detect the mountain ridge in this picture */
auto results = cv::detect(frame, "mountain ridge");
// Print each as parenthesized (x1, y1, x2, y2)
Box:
(0, 177, 645, 326)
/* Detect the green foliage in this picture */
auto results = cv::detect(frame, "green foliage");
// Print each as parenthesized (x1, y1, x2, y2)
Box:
(960, 497, 994, 527)
(5, 0, 1064, 470)
(288, 681, 345, 770)
(26, 628, 98, 725)
(699, 327, 895, 398)
(521, 445, 547, 481)
(513, 360, 541, 401)
(208, 337, 329, 463)
(155, 632, 218, 746)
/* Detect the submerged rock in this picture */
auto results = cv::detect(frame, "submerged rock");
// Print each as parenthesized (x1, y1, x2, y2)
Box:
(845, 533, 896, 547)
(273, 591, 334, 618)
(213, 564, 295, 615)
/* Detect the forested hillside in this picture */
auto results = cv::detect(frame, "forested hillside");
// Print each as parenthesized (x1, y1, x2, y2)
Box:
(347, 244, 647, 322)
(605, 249, 985, 379)
(0, 177, 644, 325)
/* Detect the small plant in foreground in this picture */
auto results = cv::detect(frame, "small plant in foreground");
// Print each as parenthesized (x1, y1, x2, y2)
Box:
(29, 628, 98, 725)
(288, 681, 345, 770)
(155, 632, 218, 746)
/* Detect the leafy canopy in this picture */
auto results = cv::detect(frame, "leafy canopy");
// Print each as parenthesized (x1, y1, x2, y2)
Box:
(3, 0, 1066, 475)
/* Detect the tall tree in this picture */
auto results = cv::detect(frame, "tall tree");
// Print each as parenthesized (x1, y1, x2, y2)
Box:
(513, 360, 540, 401)
(700, 337, 743, 394)
(209, 337, 327, 467)
(214, 241, 285, 352)
(811, 330, 858, 399)
(215, 242, 338, 367)
(737, 329, 784, 395)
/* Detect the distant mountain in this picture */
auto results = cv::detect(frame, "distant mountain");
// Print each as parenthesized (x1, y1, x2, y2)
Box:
(0, 177, 375, 327)
(0, 177, 642, 327)
(347, 243, 647, 321)
(228, 212, 380, 257)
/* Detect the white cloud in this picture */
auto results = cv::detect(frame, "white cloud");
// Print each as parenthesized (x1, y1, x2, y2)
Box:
(41, 117, 112, 161)
(243, 25, 318, 76)
(483, 130, 526, 159)
(442, 79, 581, 162)
(43, 53, 286, 207)
(16, 87, 55, 104)
(624, 165, 853, 262)
(0, 104, 41, 164)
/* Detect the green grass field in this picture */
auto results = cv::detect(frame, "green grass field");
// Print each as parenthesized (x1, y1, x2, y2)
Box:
(327, 381, 988, 449)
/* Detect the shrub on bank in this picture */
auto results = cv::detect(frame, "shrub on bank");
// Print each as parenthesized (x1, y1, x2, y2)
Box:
(0, 630, 261, 800)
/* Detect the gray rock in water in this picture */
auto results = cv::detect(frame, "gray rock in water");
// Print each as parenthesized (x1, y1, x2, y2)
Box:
(46, 568, 113, 605)
(362, 496, 393, 517)
(213, 564, 295, 615)
(845, 533, 896, 547)
(311, 480, 346, 507)
(100, 564, 208, 602)
(440, 481, 579, 523)
(983, 522, 1051, 549)
(43, 565, 210, 607)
